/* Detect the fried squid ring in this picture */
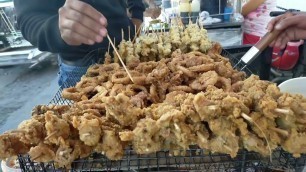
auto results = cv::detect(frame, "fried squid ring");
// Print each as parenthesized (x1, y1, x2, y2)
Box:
(177, 65, 195, 78)
(101, 63, 120, 74)
(86, 64, 100, 77)
(231, 81, 244, 92)
(216, 77, 232, 92)
(97, 73, 109, 83)
(189, 71, 219, 91)
(109, 84, 126, 96)
(62, 88, 83, 102)
(76, 77, 98, 89)
(168, 86, 194, 93)
(135, 61, 158, 74)
(187, 51, 205, 57)
(76, 100, 106, 112)
(231, 71, 247, 84)
(111, 71, 131, 84)
(91, 86, 109, 99)
(126, 85, 148, 96)
(188, 64, 215, 72)
(129, 71, 147, 85)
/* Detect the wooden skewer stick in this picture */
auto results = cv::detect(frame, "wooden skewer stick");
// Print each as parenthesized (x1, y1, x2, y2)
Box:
(59, 150, 69, 156)
(128, 26, 131, 41)
(274, 108, 290, 115)
(45, 131, 57, 140)
(107, 34, 134, 83)
(107, 40, 111, 54)
(196, 17, 199, 26)
(132, 24, 142, 43)
(121, 29, 124, 41)
(270, 127, 289, 137)
(174, 123, 181, 132)
(208, 105, 218, 110)
(113, 37, 119, 63)
(241, 113, 272, 162)
(81, 133, 91, 137)
(134, 24, 137, 38)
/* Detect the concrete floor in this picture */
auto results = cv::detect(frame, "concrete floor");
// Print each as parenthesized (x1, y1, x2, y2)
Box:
(0, 57, 59, 133)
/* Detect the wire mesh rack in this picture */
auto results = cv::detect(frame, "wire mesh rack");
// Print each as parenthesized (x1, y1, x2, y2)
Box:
(17, 49, 306, 171)
(17, 148, 306, 172)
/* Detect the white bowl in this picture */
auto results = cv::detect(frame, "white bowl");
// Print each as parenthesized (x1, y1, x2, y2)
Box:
(1, 158, 21, 172)
(278, 77, 306, 97)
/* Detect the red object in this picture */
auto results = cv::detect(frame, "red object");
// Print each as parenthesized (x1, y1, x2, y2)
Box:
(243, 32, 303, 71)
(271, 40, 304, 70)
(243, 32, 260, 45)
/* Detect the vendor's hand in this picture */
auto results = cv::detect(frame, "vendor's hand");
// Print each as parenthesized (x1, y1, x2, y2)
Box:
(267, 12, 306, 49)
(131, 18, 142, 35)
(58, 0, 108, 46)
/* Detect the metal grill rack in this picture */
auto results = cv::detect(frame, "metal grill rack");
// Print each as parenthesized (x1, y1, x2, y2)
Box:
(17, 50, 305, 171)
(17, 148, 306, 172)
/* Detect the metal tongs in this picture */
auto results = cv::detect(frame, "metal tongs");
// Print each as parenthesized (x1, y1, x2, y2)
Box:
(235, 10, 306, 71)
(234, 29, 281, 70)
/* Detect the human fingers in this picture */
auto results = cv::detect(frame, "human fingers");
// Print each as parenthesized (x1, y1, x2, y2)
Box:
(267, 12, 294, 32)
(269, 40, 276, 47)
(275, 14, 303, 31)
(273, 27, 306, 49)
(59, 0, 108, 45)
(60, 19, 105, 43)
(60, 29, 95, 46)
(65, 0, 107, 26)
(60, 8, 107, 38)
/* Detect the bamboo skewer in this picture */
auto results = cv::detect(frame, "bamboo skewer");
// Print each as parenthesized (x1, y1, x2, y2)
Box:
(270, 127, 289, 137)
(107, 34, 134, 83)
(132, 24, 143, 43)
(134, 24, 137, 38)
(121, 29, 124, 41)
(241, 113, 272, 162)
(107, 40, 111, 54)
(128, 26, 131, 41)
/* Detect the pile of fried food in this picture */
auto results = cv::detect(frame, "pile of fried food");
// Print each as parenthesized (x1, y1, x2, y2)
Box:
(1, 47, 306, 169)
(111, 24, 213, 66)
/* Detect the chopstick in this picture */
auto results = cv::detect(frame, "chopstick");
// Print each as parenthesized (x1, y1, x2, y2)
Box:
(106, 34, 134, 83)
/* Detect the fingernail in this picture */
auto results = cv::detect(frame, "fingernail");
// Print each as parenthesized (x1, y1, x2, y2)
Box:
(96, 36, 102, 42)
(100, 18, 107, 26)
(100, 29, 107, 37)
(88, 40, 94, 45)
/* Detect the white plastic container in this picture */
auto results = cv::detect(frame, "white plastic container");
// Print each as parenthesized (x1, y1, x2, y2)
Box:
(278, 77, 306, 97)
(191, 0, 200, 12)
(1, 158, 21, 172)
